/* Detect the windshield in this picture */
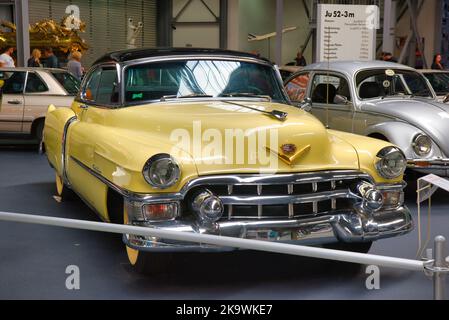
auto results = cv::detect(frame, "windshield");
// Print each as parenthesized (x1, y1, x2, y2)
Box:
(356, 69, 433, 100)
(51, 71, 81, 95)
(423, 72, 449, 96)
(124, 59, 287, 104)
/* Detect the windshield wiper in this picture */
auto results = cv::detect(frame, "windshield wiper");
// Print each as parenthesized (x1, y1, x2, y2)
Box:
(220, 92, 272, 102)
(160, 94, 213, 101)
(179, 94, 213, 98)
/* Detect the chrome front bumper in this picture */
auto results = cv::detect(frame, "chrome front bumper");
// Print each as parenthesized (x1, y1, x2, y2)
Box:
(123, 205, 413, 252)
(122, 171, 412, 252)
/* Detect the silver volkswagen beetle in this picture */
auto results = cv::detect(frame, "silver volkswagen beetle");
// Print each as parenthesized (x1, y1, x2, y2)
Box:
(284, 61, 449, 176)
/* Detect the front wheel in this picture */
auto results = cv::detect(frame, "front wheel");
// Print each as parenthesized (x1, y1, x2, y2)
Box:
(124, 210, 173, 274)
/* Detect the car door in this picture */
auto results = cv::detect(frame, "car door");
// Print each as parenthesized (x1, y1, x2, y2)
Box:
(0, 71, 26, 133)
(308, 73, 354, 131)
(67, 65, 119, 219)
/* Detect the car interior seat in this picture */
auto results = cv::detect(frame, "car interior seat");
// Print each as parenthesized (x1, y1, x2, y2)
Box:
(312, 83, 337, 104)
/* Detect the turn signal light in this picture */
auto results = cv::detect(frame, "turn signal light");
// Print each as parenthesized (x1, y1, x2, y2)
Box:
(381, 191, 404, 209)
(142, 203, 179, 221)
(414, 161, 431, 168)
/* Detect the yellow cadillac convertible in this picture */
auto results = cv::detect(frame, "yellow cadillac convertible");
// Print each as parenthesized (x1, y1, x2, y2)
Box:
(44, 48, 413, 273)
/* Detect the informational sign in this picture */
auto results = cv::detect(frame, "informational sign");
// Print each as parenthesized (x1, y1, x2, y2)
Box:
(316, 4, 380, 62)
(417, 174, 449, 203)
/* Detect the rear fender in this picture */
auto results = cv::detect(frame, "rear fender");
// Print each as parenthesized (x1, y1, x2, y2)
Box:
(43, 104, 77, 177)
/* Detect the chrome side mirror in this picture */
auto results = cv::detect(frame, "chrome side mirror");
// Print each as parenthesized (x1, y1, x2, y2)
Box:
(300, 97, 312, 112)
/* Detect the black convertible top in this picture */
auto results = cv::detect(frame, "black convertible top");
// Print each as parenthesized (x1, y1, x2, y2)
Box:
(93, 47, 270, 65)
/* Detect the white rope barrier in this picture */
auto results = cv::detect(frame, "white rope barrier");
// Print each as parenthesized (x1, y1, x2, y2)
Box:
(0, 211, 426, 272)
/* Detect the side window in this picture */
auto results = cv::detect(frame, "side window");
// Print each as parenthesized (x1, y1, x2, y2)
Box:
(25, 73, 48, 93)
(96, 68, 119, 105)
(51, 72, 80, 95)
(2, 71, 26, 94)
(285, 72, 310, 102)
(311, 74, 351, 104)
(82, 68, 102, 102)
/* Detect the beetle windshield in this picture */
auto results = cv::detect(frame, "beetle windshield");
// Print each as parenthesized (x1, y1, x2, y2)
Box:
(422, 72, 449, 96)
(356, 69, 433, 100)
(124, 59, 287, 104)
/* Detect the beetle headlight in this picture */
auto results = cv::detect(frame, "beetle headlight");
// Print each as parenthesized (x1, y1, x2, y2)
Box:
(143, 154, 180, 189)
(375, 147, 407, 179)
(412, 134, 432, 156)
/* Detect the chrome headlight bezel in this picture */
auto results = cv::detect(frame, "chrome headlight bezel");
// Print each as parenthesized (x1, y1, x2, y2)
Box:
(142, 154, 181, 189)
(375, 146, 407, 179)
(412, 134, 432, 157)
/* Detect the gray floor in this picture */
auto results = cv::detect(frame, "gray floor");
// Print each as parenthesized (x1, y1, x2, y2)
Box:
(0, 146, 448, 300)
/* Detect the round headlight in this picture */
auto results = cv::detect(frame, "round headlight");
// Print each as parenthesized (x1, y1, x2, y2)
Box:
(412, 134, 432, 156)
(375, 147, 407, 179)
(143, 154, 180, 189)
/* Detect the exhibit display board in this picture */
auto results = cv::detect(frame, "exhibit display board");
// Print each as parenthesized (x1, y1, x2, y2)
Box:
(316, 4, 379, 62)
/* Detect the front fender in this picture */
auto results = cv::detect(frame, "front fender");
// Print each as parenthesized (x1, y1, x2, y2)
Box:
(43, 104, 77, 177)
(328, 130, 403, 184)
(365, 121, 444, 159)
(68, 125, 200, 194)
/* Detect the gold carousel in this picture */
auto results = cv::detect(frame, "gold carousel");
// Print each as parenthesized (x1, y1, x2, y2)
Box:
(0, 15, 88, 59)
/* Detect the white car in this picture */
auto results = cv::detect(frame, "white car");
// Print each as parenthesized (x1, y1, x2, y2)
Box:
(0, 67, 80, 143)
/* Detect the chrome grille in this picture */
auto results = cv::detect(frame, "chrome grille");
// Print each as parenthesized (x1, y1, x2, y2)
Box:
(182, 171, 371, 220)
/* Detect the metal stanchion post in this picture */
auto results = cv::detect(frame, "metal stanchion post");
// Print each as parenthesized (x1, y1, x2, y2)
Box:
(434, 236, 447, 300)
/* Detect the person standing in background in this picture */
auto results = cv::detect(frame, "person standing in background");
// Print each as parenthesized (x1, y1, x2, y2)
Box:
(382, 52, 398, 63)
(42, 47, 59, 68)
(294, 51, 307, 67)
(27, 49, 43, 67)
(67, 51, 83, 80)
(431, 54, 445, 70)
(0, 46, 16, 68)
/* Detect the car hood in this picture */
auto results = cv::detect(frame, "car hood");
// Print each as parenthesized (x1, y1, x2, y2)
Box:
(107, 100, 361, 175)
(361, 98, 449, 155)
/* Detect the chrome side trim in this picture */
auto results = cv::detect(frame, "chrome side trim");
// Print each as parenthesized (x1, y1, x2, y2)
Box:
(408, 158, 449, 169)
(61, 116, 77, 186)
(69, 155, 184, 202)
